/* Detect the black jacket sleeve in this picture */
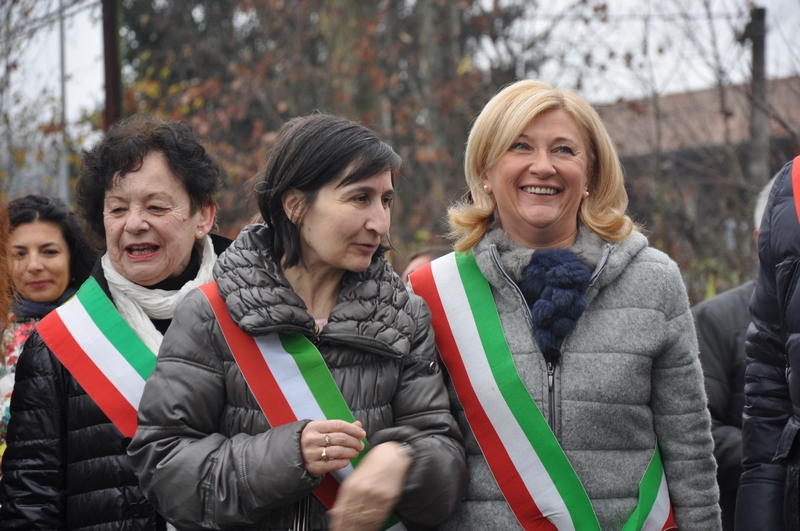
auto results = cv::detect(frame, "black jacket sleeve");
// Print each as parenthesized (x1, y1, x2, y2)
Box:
(0, 332, 69, 528)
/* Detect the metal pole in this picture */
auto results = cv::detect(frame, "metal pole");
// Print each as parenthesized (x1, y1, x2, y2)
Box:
(57, 0, 69, 202)
(745, 7, 769, 184)
(102, 0, 122, 129)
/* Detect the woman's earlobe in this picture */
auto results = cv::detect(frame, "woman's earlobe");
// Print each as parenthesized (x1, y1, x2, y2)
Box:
(282, 190, 303, 223)
(196, 204, 216, 238)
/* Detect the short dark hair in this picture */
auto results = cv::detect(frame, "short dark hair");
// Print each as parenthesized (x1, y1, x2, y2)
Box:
(76, 114, 223, 246)
(256, 114, 402, 269)
(7, 194, 96, 289)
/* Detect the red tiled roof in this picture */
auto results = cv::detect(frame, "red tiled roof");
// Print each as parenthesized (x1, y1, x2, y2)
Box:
(596, 76, 800, 156)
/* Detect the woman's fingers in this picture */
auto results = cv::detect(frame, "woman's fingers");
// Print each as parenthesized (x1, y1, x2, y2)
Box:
(300, 419, 367, 477)
(328, 442, 413, 531)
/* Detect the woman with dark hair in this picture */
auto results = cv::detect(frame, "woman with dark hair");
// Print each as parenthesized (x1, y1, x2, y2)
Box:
(128, 114, 467, 530)
(0, 195, 95, 473)
(0, 114, 231, 529)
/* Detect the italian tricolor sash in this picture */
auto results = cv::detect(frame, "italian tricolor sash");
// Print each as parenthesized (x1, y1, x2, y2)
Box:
(36, 277, 157, 438)
(408, 252, 677, 531)
(199, 282, 405, 531)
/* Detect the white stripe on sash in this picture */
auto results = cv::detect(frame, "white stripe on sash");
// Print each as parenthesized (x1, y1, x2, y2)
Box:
(430, 254, 574, 529)
(56, 300, 147, 409)
(641, 473, 672, 531)
(253, 334, 355, 483)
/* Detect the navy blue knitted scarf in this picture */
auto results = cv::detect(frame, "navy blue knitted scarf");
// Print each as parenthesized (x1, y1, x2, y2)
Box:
(519, 249, 591, 366)
(11, 287, 77, 319)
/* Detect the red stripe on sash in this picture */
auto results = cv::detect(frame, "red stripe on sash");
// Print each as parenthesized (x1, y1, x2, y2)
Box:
(411, 263, 556, 531)
(198, 282, 340, 507)
(37, 311, 139, 437)
(793, 155, 800, 223)
(665, 505, 677, 531)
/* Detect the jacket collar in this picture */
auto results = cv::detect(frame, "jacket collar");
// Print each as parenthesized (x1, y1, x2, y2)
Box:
(213, 224, 410, 357)
(473, 220, 648, 297)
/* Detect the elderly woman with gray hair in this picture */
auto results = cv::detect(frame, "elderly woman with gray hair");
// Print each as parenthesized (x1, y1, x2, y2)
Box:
(0, 114, 230, 529)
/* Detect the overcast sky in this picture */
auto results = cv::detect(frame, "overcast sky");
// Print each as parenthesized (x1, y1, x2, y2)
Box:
(10, 0, 800, 133)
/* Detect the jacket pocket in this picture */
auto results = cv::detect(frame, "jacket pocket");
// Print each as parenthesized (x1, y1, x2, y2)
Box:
(776, 415, 800, 460)
(784, 429, 800, 530)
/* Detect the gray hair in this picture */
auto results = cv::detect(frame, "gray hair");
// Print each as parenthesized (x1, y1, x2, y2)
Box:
(754, 175, 778, 230)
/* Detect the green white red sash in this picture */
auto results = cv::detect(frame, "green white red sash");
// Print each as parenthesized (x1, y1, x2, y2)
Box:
(408, 252, 677, 531)
(36, 277, 157, 438)
(199, 282, 405, 531)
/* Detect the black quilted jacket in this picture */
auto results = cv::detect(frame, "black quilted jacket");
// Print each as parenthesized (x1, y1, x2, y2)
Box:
(737, 157, 800, 530)
(127, 224, 468, 530)
(0, 235, 231, 530)
(0, 265, 165, 530)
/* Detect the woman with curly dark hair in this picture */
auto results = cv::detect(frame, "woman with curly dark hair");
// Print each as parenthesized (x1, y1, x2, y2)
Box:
(0, 114, 231, 530)
(0, 195, 96, 474)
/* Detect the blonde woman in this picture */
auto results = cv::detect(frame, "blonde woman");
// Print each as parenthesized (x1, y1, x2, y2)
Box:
(409, 79, 720, 530)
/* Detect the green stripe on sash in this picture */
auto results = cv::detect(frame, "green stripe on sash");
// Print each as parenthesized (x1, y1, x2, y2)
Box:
(278, 332, 370, 468)
(276, 334, 401, 529)
(455, 252, 600, 529)
(75, 277, 157, 379)
(621, 446, 665, 531)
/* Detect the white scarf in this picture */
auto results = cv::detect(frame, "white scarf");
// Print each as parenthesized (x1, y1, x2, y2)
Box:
(101, 236, 216, 355)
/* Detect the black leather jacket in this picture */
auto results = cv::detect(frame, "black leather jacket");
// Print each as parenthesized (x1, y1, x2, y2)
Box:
(737, 158, 800, 530)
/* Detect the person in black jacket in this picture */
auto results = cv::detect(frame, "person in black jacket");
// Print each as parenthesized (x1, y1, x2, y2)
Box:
(736, 155, 800, 530)
(0, 114, 231, 530)
(692, 175, 774, 531)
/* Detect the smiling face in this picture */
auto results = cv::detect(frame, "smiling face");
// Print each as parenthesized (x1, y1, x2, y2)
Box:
(286, 170, 393, 277)
(483, 109, 591, 249)
(103, 151, 215, 286)
(10, 221, 72, 303)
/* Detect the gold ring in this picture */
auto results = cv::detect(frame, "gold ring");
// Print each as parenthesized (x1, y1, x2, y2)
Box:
(321, 447, 328, 462)
(324, 434, 330, 447)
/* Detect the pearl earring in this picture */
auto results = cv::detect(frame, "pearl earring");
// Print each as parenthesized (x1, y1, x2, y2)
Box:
(584, 190, 589, 197)
(483, 184, 489, 192)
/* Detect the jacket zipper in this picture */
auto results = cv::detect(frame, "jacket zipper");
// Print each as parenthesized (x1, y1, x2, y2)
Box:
(780, 259, 800, 380)
(488, 243, 613, 433)
(488, 247, 559, 428)
(292, 496, 310, 531)
(781, 259, 800, 337)
(547, 361, 556, 428)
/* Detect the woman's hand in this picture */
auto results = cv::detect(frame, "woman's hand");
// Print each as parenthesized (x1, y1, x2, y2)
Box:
(328, 441, 414, 531)
(301, 420, 366, 478)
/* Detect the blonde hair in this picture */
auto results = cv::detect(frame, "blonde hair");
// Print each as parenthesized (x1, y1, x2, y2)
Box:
(448, 79, 634, 251)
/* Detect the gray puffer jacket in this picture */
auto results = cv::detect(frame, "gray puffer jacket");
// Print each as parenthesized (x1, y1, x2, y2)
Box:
(128, 224, 468, 530)
(434, 224, 720, 531)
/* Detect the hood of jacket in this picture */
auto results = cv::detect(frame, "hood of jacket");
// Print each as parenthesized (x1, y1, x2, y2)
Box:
(213, 223, 415, 357)
(474, 220, 649, 299)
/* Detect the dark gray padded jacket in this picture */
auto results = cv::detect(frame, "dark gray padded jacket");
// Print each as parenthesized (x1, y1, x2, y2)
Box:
(128, 224, 468, 530)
